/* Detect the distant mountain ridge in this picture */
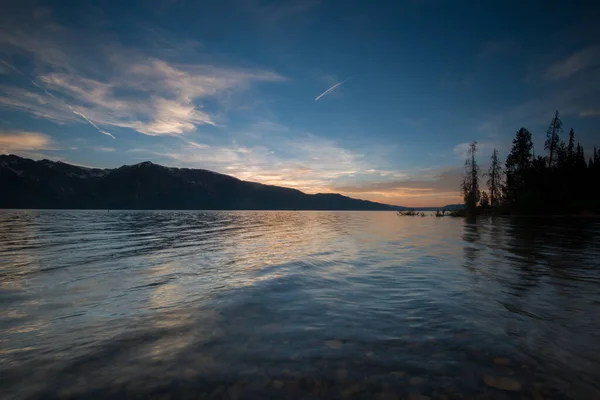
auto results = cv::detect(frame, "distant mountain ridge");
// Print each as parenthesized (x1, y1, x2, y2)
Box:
(0, 155, 410, 210)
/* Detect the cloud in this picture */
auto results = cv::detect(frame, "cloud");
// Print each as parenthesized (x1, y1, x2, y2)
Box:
(331, 165, 465, 206)
(333, 166, 463, 193)
(399, 117, 424, 127)
(0, 131, 52, 153)
(71, 111, 115, 139)
(93, 146, 115, 152)
(315, 79, 348, 101)
(0, 85, 75, 122)
(120, 121, 461, 207)
(24, 74, 115, 139)
(452, 141, 503, 159)
(474, 60, 600, 141)
(0, 16, 285, 137)
(546, 45, 600, 80)
(579, 109, 600, 117)
(126, 131, 368, 193)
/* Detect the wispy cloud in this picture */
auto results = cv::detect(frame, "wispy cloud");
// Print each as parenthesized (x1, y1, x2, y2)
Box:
(452, 141, 503, 159)
(579, 109, 600, 117)
(92, 146, 116, 152)
(546, 45, 600, 80)
(0, 131, 52, 153)
(474, 55, 600, 142)
(125, 128, 369, 193)
(399, 117, 424, 127)
(27, 70, 116, 139)
(118, 119, 460, 206)
(1, 58, 117, 138)
(0, 15, 285, 137)
(332, 165, 464, 206)
(315, 79, 348, 101)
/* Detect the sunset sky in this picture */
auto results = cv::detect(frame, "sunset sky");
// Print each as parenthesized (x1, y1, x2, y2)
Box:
(1, 0, 599, 207)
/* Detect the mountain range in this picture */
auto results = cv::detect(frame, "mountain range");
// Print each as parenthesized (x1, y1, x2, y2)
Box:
(1, 155, 414, 210)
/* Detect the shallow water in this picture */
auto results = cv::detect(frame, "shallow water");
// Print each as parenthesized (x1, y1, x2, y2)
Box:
(1, 210, 599, 399)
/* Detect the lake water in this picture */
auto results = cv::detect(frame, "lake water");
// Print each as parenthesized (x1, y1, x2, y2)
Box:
(1, 210, 599, 400)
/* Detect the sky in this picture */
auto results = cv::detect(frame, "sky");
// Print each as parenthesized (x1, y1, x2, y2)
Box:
(1, 0, 599, 207)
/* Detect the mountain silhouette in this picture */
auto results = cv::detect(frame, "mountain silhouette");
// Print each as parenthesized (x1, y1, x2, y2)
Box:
(0, 155, 408, 211)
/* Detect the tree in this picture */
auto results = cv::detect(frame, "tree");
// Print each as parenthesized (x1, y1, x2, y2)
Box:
(567, 128, 575, 162)
(506, 128, 534, 173)
(505, 128, 534, 206)
(576, 143, 586, 170)
(461, 141, 480, 214)
(545, 110, 563, 168)
(479, 191, 490, 208)
(487, 148, 502, 207)
(556, 140, 568, 168)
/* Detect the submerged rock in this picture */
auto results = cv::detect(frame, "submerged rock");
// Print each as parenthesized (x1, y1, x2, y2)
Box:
(493, 357, 511, 366)
(484, 375, 522, 391)
(408, 394, 430, 400)
(324, 339, 343, 349)
(341, 383, 363, 398)
(377, 390, 400, 400)
(409, 377, 426, 385)
(336, 369, 348, 382)
(272, 380, 284, 389)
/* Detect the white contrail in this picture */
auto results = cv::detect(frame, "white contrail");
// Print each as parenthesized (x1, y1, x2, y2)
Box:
(30, 80, 116, 140)
(72, 111, 116, 139)
(315, 79, 348, 101)
(0, 59, 25, 75)
(1, 58, 116, 139)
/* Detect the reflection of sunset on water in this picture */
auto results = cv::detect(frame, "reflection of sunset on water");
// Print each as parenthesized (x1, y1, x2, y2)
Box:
(1, 210, 600, 399)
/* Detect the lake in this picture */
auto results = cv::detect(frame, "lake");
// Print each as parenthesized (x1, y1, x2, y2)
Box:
(1, 210, 599, 399)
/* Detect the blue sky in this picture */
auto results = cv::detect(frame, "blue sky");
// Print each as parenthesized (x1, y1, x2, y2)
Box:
(1, 0, 599, 206)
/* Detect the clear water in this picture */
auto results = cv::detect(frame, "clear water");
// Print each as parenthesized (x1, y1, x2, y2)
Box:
(1, 210, 599, 399)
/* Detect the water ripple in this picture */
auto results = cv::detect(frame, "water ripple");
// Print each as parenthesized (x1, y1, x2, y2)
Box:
(1, 210, 599, 399)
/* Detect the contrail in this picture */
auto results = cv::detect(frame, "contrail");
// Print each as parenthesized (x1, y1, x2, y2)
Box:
(1, 58, 116, 139)
(0, 59, 24, 75)
(315, 79, 348, 101)
(31, 80, 116, 140)
(72, 111, 116, 139)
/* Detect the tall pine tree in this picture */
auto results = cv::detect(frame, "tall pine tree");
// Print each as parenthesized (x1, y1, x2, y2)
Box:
(487, 148, 502, 207)
(567, 128, 575, 163)
(545, 110, 563, 168)
(505, 128, 534, 208)
(461, 141, 480, 214)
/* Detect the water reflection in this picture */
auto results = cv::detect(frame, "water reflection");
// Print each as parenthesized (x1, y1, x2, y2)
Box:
(0, 210, 599, 399)
(462, 217, 481, 278)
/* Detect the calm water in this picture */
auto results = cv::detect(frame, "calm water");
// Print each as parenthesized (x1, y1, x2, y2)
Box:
(1, 211, 600, 400)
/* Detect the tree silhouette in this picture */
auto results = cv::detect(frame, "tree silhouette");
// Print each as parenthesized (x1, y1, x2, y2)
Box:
(460, 111, 599, 215)
(505, 128, 534, 209)
(461, 141, 480, 215)
(487, 148, 502, 207)
(567, 128, 575, 163)
(479, 191, 490, 208)
(545, 110, 563, 168)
